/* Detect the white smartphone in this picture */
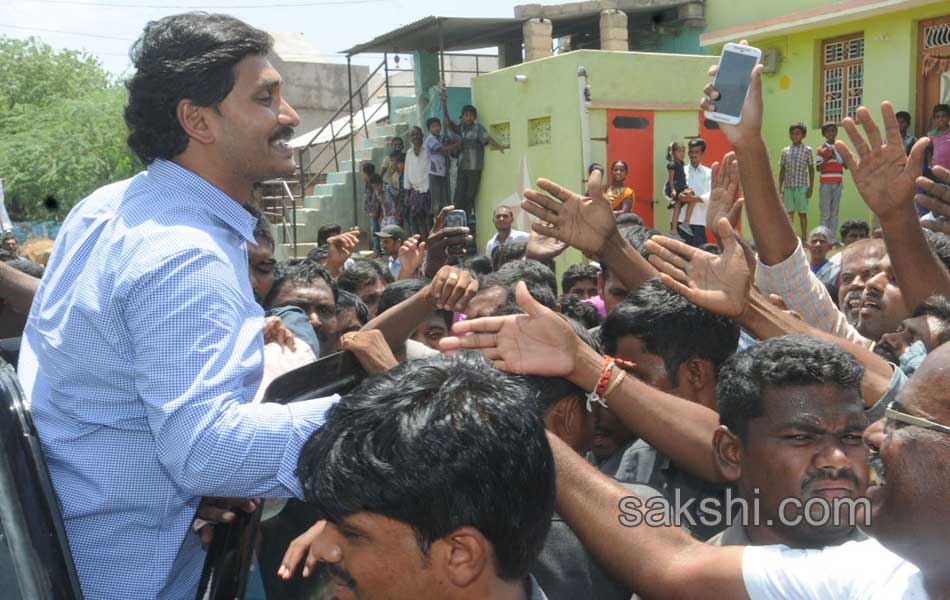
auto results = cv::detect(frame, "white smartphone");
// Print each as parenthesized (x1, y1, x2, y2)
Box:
(705, 43, 762, 125)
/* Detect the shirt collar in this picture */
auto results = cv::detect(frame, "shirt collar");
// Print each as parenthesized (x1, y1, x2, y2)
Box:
(147, 159, 258, 244)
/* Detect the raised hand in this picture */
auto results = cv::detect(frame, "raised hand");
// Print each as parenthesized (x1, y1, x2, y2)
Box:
(835, 102, 929, 223)
(700, 40, 764, 147)
(427, 265, 479, 312)
(521, 168, 618, 257)
(278, 520, 338, 580)
(397, 234, 425, 279)
(439, 282, 579, 376)
(325, 229, 360, 277)
(424, 205, 472, 278)
(705, 152, 744, 236)
(916, 165, 950, 233)
(340, 329, 398, 374)
(644, 218, 752, 318)
(525, 227, 568, 264)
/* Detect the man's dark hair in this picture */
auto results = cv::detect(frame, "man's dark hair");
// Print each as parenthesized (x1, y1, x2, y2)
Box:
(336, 289, 369, 325)
(717, 335, 864, 441)
(923, 229, 950, 272)
(557, 293, 603, 330)
(242, 204, 274, 249)
(377, 279, 427, 316)
(821, 123, 838, 134)
(615, 212, 643, 229)
(839, 219, 870, 241)
(491, 241, 527, 271)
(124, 13, 273, 164)
(426, 117, 441, 129)
(687, 138, 706, 151)
(789, 122, 807, 136)
(497, 259, 557, 297)
(601, 280, 740, 385)
(461, 104, 477, 118)
(913, 295, 950, 347)
(361, 162, 376, 176)
(264, 259, 338, 308)
(317, 224, 342, 247)
(297, 353, 554, 581)
(933, 103, 950, 117)
(562, 263, 600, 294)
(337, 259, 393, 294)
(588, 163, 603, 175)
(895, 111, 912, 122)
(1, 233, 14, 244)
(480, 267, 557, 312)
(602, 224, 656, 283)
(461, 255, 493, 277)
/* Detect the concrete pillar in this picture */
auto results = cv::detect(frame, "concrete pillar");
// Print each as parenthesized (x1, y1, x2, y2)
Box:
(599, 9, 629, 52)
(413, 50, 440, 126)
(523, 18, 553, 62)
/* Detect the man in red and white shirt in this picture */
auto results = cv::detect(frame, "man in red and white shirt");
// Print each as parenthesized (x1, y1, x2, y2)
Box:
(816, 123, 846, 236)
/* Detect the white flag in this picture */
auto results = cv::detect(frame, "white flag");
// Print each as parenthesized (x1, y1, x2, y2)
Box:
(0, 180, 12, 233)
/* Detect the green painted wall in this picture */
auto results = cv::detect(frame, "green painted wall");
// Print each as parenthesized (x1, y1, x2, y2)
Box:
(706, 0, 846, 33)
(655, 28, 708, 55)
(471, 50, 717, 267)
(709, 3, 949, 232)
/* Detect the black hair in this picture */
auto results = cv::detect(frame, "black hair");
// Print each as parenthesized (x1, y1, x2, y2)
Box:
(821, 123, 838, 134)
(461, 255, 493, 277)
(497, 259, 557, 297)
(610, 159, 628, 172)
(264, 259, 338, 308)
(933, 103, 950, 117)
(491, 241, 527, 271)
(124, 13, 272, 164)
(377, 278, 428, 316)
(426, 117, 441, 129)
(1, 233, 14, 243)
(665, 141, 684, 162)
(895, 111, 912, 122)
(601, 279, 740, 385)
(317, 224, 342, 247)
(687, 138, 707, 151)
(297, 353, 554, 581)
(601, 224, 657, 283)
(479, 267, 557, 312)
(557, 293, 603, 330)
(461, 104, 477, 118)
(716, 335, 864, 441)
(336, 289, 369, 325)
(369, 173, 383, 185)
(562, 263, 600, 294)
(913, 295, 950, 347)
(923, 229, 950, 272)
(839, 219, 870, 241)
(242, 204, 274, 249)
(361, 162, 376, 175)
(493, 205, 514, 216)
(615, 212, 644, 229)
(788, 122, 807, 136)
(389, 136, 404, 148)
(337, 259, 393, 294)
(587, 163, 603, 175)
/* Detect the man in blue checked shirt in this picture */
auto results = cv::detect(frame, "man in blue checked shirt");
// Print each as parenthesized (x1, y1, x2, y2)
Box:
(16, 13, 338, 599)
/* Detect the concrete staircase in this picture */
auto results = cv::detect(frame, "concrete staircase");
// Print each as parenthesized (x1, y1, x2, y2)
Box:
(274, 102, 418, 260)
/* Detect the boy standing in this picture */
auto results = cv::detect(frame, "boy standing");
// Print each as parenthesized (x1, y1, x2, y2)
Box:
(779, 121, 814, 238)
(929, 103, 950, 172)
(424, 117, 459, 213)
(815, 123, 845, 236)
(896, 111, 917, 155)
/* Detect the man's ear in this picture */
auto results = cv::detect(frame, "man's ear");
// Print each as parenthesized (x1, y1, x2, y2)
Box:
(176, 98, 216, 146)
(436, 526, 491, 588)
(712, 425, 743, 483)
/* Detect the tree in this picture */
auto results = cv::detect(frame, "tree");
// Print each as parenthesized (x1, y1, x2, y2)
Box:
(0, 37, 140, 220)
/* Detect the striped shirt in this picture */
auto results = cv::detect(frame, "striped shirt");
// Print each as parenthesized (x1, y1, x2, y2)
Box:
(17, 159, 337, 599)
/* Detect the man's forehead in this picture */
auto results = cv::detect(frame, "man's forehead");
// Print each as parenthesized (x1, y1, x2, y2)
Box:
(759, 383, 864, 425)
(233, 54, 281, 90)
(842, 241, 886, 267)
(900, 348, 950, 421)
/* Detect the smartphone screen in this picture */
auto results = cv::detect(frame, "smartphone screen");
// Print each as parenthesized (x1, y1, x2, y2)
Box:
(713, 50, 759, 119)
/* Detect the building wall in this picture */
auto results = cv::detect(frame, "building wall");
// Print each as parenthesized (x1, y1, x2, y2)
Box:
(655, 27, 708, 55)
(707, 3, 949, 231)
(705, 0, 846, 32)
(471, 49, 717, 264)
(269, 58, 370, 135)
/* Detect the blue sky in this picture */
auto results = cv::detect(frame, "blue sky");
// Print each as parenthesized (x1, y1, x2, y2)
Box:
(3, 0, 520, 76)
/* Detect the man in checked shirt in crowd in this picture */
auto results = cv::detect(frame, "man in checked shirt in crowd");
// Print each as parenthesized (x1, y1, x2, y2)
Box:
(16, 13, 339, 599)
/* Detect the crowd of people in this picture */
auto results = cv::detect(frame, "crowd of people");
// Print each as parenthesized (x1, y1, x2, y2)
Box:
(3, 12, 950, 600)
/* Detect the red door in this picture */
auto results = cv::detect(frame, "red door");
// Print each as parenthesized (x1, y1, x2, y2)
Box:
(698, 114, 741, 237)
(607, 110, 655, 228)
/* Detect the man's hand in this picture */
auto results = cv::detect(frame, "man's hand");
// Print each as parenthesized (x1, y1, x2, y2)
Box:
(836, 102, 929, 223)
(525, 228, 568, 264)
(325, 230, 360, 277)
(341, 330, 399, 374)
(397, 235, 425, 279)
(423, 205, 472, 278)
(700, 40, 764, 148)
(644, 218, 752, 318)
(705, 152, 744, 236)
(427, 265, 479, 312)
(521, 168, 618, 257)
(262, 316, 296, 352)
(193, 497, 259, 546)
(916, 165, 950, 233)
(439, 281, 579, 377)
(278, 520, 339, 580)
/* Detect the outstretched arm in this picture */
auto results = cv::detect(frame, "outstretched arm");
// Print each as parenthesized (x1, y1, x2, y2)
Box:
(836, 103, 950, 310)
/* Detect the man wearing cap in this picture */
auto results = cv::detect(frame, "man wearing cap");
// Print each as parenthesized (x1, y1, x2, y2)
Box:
(375, 224, 406, 279)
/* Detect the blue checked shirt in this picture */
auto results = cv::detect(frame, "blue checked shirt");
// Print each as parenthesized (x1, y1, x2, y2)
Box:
(17, 160, 337, 599)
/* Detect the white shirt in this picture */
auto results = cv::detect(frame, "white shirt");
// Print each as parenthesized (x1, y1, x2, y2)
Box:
(680, 163, 711, 227)
(404, 145, 429, 193)
(742, 538, 926, 599)
(486, 229, 531, 258)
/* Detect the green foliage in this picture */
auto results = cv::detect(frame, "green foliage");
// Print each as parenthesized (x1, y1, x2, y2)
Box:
(0, 36, 140, 220)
